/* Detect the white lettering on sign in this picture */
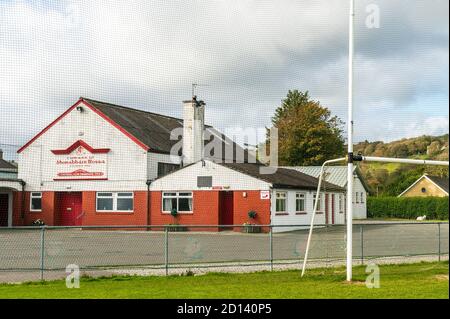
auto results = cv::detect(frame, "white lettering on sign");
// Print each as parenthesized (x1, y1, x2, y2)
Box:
(53, 145, 108, 180)
(260, 191, 270, 200)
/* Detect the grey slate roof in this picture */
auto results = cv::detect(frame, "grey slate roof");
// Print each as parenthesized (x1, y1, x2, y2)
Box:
(0, 158, 17, 170)
(83, 98, 255, 162)
(220, 162, 344, 191)
(0, 157, 18, 180)
(427, 175, 449, 193)
(285, 165, 370, 192)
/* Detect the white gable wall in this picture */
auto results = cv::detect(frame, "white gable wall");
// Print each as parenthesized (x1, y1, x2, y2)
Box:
(352, 177, 367, 219)
(150, 160, 271, 191)
(18, 101, 149, 191)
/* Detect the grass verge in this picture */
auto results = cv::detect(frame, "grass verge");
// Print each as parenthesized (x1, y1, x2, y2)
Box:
(0, 261, 448, 299)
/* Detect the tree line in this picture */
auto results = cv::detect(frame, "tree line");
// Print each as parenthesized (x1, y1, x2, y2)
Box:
(266, 90, 448, 196)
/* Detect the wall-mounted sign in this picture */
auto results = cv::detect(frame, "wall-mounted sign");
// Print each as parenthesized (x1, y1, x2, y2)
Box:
(51, 140, 109, 181)
(260, 190, 270, 200)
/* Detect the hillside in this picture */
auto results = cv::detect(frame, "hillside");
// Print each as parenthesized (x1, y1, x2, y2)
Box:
(353, 134, 449, 196)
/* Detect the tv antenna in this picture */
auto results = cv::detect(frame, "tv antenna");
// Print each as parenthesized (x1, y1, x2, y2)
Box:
(192, 83, 210, 98)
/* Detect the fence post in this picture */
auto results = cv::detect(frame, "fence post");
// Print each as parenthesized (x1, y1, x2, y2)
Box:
(360, 224, 364, 265)
(164, 226, 169, 276)
(269, 225, 273, 271)
(39, 226, 46, 281)
(438, 223, 441, 262)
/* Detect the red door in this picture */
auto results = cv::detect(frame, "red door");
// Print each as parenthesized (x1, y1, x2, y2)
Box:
(219, 191, 234, 229)
(57, 192, 82, 226)
(325, 193, 329, 225)
(0, 194, 8, 227)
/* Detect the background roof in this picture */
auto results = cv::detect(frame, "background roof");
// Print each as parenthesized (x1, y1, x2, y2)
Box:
(221, 162, 343, 191)
(284, 165, 370, 192)
(427, 175, 449, 193)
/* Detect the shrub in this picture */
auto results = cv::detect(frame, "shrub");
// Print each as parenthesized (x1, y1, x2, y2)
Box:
(31, 219, 45, 226)
(248, 210, 257, 219)
(367, 196, 449, 220)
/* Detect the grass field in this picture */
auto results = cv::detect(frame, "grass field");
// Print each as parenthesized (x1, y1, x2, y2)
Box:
(0, 262, 448, 299)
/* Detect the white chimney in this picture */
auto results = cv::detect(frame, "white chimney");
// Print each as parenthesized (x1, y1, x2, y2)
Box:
(182, 97, 205, 165)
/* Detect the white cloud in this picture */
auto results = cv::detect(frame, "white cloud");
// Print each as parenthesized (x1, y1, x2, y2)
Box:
(0, 0, 448, 157)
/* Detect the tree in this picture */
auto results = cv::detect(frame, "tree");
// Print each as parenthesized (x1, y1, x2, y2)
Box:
(271, 90, 345, 166)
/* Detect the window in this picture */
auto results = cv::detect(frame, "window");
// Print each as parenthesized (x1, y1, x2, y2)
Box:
(157, 162, 180, 178)
(162, 192, 193, 212)
(355, 192, 360, 204)
(360, 192, 364, 204)
(275, 192, 287, 213)
(117, 192, 134, 211)
(30, 192, 42, 212)
(96, 192, 134, 212)
(313, 193, 323, 212)
(296, 193, 306, 212)
(339, 194, 344, 213)
(421, 187, 427, 193)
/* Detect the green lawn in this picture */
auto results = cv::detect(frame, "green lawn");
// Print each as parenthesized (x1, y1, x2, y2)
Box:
(0, 262, 448, 299)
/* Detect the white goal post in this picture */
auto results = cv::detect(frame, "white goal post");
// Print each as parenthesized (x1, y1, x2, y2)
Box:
(301, 155, 449, 279)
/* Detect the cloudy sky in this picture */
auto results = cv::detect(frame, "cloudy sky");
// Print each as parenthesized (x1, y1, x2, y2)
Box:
(0, 0, 448, 159)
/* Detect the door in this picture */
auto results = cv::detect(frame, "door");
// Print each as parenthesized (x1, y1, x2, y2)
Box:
(57, 192, 82, 226)
(325, 193, 329, 225)
(219, 191, 234, 229)
(331, 194, 335, 225)
(0, 194, 8, 227)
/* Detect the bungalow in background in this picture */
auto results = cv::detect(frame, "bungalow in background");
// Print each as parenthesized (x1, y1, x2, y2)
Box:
(398, 174, 449, 198)
(285, 166, 370, 219)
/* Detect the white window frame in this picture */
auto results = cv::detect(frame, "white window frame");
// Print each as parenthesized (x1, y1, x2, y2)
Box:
(339, 194, 344, 213)
(275, 191, 287, 213)
(313, 193, 324, 212)
(96, 192, 134, 213)
(360, 192, 364, 204)
(295, 192, 306, 213)
(355, 192, 360, 204)
(162, 192, 193, 214)
(30, 192, 42, 212)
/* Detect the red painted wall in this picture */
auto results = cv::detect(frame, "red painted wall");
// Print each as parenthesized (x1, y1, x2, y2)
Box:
(12, 192, 24, 226)
(150, 191, 220, 231)
(13, 190, 271, 232)
(22, 191, 55, 226)
(81, 191, 148, 226)
(233, 190, 271, 232)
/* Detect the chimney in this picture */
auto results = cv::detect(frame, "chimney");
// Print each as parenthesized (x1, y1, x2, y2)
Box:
(182, 96, 205, 165)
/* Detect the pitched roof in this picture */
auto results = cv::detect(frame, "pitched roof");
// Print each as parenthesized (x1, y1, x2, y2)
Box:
(285, 165, 371, 192)
(426, 175, 449, 194)
(220, 162, 344, 191)
(398, 174, 449, 197)
(18, 97, 254, 163)
(0, 158, 17, 171)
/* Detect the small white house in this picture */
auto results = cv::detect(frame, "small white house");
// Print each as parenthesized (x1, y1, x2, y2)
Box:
(285, 166, 370, 219)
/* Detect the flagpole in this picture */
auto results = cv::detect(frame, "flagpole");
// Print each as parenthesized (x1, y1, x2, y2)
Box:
(346, 0, 355, 282)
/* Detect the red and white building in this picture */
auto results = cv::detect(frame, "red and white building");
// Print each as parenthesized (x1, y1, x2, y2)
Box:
(0, 97, 346, 231)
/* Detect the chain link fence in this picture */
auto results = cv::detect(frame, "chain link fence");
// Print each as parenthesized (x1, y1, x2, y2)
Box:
(0, 222, 448, 282)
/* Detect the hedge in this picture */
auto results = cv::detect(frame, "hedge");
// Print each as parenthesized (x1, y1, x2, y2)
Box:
(367, 196, 449, 220)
